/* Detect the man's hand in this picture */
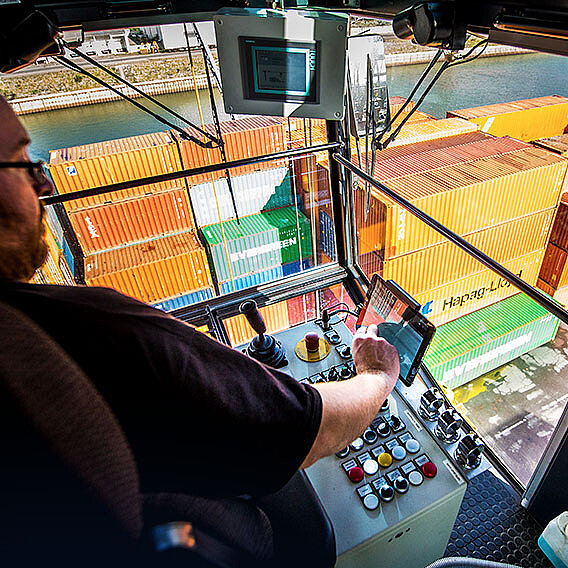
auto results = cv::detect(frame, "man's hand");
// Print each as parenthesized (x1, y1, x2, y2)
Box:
(352, 324, 400, 390)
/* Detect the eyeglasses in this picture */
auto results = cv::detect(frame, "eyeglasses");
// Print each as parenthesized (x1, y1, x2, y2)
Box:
(0, 161, 51, 187)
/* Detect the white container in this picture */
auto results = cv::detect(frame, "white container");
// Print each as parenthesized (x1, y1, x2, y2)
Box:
(188, 168, 293, 226)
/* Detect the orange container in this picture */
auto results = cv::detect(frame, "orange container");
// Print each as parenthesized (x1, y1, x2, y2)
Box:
(69, 187, 195, 254)
(538, 243, 568, 288)
(536, 277, 556, 297)
(358, 148, 567, 259)
(175, 117, 286, 184)
(447, 95, 568, 141)
(225, 302, 290, 347)
(382, 209, 555, 297)
(48, 132, 183, 211)
(84, 231, 213, 304)
(415, 249, 545, 327)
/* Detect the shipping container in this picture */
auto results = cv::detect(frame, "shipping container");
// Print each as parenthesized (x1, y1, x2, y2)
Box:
(319, 210, 336, 260)
(547, 202, 568, 251)
(383, 209, 554, 297)
(282, 258, 312, 276)
(424, 293, 560, 389)
(152, 288, 215, 312)
(219, 266, 284, 295)
(536, 278, 556, 297)
(201, 208, 312, 283)
(286, 293, 317, 327)
(68, 187, 195, 254)
(45, 207, 76, 276)
(358, 249, 383, 279)
(533, 134, 568, 157)
(415, 249, 545, 327)
(188, 168, 294, 226)
(33, 220, 76, 286)
(355, 148, 566, 258)
(447, 95, 568, 141)
(84, 231, 213, 304)
(48, 132, 183, 211)
(538, 243, 568, 289)
(225, 302, 290, 346)
(554, 284, 568, 307)
(175, 117, 286, 184)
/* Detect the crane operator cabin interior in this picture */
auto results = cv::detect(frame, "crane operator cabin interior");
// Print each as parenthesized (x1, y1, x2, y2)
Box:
(2, 0, 568, 567)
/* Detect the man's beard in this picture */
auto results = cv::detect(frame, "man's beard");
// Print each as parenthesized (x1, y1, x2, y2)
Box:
(0, 203, 48, 281)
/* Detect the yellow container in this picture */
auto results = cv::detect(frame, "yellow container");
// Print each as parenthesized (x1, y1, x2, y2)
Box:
(415, 249, 545, 327)
(360, 148, 566, 259)
(225, 303, 290, 347)
(84, 231, 213, 304)
(48, 132, 183, 211)
(448, 95, 568, 141)
(383, 209, 555, 297)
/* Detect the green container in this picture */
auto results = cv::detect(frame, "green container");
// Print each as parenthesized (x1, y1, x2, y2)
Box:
(424, 293, 560, 389)
(201, 207, 312, 283)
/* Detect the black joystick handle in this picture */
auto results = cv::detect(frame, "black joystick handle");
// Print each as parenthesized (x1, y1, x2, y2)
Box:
(240, 300, 266, 337)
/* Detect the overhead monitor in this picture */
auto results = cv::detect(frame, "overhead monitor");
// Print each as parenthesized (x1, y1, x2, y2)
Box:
(214, 9, 348, 120)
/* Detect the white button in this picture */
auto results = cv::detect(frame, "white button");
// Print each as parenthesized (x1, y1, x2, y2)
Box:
(350, 438, 364, 451)
(409, 471, 424, 486)
(406, 439, 421, 454)
(392, 445, 407, 461)
(363, 494, 380, 511)
(363, 459, 379, 476)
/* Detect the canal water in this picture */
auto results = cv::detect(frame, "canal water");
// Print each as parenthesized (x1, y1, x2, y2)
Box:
(22, 52, 568, 161)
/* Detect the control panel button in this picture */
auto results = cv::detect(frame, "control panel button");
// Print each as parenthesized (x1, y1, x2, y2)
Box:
(389, 416, 405, 432)
(342, 459, 357, 473)
(380, 399, 390, 412)
(309, 373, 324, 384)
(401, 462, 417, 476)
(348, 466, 364, 483)
(392, 445, 407, 461)
(415, 454, 430, 468)
(363, 459, 379, 476)
(363, 493, 380, 511)
(336, 344, 352, 358)
(336, 447, 349, 458)
(398, 432, 413, 444)
(362, 428, 378, 445)
(327, 367, 340, 381)
(422, 462, 438, 478)
(356, 484, 373, 498)
(375, 420, 390, 438)
(385, 439, 399, 452)
(394, 476, 409, 494)
(350, 438, 364, 452)
(405, 439, 421, 454)
(377, 452, 393, 468)
(371, 446, 386, 459)
(357, 452, 372, 466)
(324, 330, 341, 345)
(386, 470, 402, 484)
(408, 470, 424, 486)
(379, 485, 395, 502)
(339, 366, 352, 380)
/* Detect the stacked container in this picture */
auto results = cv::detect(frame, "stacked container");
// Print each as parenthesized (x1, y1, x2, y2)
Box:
(200, 207, 312, 294)
(349, 135, 568, 326)
(447, 95, 568, 142)
(423, 293, 560, 389)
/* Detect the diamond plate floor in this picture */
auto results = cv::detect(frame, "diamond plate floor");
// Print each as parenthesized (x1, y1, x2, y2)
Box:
(445, 470, 552, 567)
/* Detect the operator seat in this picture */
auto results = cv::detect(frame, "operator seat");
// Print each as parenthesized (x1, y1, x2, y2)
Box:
(0, 300, 275, 567)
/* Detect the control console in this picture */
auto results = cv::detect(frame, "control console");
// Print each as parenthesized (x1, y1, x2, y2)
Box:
(237, 310, 489, 568)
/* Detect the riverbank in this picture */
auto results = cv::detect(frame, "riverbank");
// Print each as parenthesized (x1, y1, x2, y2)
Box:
(10, 44, 530, 115)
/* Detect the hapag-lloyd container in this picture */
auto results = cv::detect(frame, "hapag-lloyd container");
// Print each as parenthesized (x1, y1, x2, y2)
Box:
(48, 131, 183, 211)
(175, 117, 286, 184)
(68, 187, 195, 254)
(189, 168, 293, 226)
(383, 209, 554, 297)
(84, 231, 213, 304)
(356, 147, 567, 259)
(423, 293, 560, 389)
(226, 302, 291, 347)
(415, 248, 545, 327)
(447, 95, 568, 141)
(201, 207, 312, 283)
(152, 288, 215, 312)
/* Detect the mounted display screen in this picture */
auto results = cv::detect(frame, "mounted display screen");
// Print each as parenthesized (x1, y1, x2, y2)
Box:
(239, 37, 319, 103)
(357, 274, 436, 386)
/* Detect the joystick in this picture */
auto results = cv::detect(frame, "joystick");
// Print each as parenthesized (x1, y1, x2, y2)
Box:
(435, 409, 463, 444)
(419, 388, 444, 422)
(455, 433, 484, 469)
(240, 300, 287, 368)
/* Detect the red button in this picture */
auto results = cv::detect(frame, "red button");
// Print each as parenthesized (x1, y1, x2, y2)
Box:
(422, 461, 438, 478)
(305, 332, 320, 352)
(347, 466, 364, 483)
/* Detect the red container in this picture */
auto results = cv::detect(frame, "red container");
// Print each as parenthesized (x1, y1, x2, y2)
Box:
(549, 202, 568, 252)
(538, 243, 568, 288)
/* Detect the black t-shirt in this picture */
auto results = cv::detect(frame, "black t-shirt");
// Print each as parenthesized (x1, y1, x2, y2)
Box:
(0, 281, 322, 498)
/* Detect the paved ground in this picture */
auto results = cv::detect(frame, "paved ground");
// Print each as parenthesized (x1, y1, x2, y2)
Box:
(451, 323, 568, 486)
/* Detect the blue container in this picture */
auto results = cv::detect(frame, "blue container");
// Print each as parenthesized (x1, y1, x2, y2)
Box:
(220, 266, 284, 295)
(152, 288, 214, 312)
(319, 210, 336, 260)
(282, 258, 312, 276)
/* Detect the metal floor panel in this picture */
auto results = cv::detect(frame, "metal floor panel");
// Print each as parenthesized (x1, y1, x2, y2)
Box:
(445, 470, 552, 567)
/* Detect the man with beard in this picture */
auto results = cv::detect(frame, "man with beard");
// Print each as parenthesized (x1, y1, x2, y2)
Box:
(0, 95, 400, 563)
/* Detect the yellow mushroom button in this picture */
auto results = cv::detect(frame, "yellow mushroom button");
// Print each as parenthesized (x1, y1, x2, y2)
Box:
(377, 452, 393, 468)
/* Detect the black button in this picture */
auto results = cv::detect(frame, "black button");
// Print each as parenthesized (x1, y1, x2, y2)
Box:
(376, 421, 390, 437)
(336, 447, 349, 458)
(362, 429, 378, 445)
(394, 476, 409, 493)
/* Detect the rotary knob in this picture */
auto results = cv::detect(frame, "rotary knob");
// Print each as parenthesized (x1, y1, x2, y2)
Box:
(419, 388, 444, 421)
(435, 409, 463, 444)
(454, 433, 485, 470)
